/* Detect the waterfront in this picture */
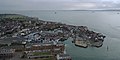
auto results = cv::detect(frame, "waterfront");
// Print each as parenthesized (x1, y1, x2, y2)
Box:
(1, 10, 120, 60)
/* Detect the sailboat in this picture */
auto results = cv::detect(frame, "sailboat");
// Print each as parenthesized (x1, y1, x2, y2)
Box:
(55, 12, 56, 14)
(107, 46, 109, 51)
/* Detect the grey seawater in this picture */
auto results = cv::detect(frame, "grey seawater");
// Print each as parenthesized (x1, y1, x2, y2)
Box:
(1, 10, 120, 60)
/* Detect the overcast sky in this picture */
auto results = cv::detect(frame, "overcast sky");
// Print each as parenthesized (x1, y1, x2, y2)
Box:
(0, 0, 120, 10)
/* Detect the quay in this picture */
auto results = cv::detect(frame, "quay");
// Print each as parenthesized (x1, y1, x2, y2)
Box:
(74, 40, 88, 48)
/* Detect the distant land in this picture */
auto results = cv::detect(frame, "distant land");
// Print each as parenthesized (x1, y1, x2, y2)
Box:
(71, 9, 120, 11)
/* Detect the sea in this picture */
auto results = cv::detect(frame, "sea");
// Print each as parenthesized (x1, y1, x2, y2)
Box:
(0, 10, 120, 60)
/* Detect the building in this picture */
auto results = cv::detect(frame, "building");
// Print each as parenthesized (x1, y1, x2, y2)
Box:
(57, 54, 72, 60)
(25, 50, 54, 59)
(0, 48, 15, 58)
(25, 42, 65, 55)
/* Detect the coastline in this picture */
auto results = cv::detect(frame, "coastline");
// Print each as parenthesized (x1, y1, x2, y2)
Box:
(0, 14, 106, 48)
(1, 10, 120, 60)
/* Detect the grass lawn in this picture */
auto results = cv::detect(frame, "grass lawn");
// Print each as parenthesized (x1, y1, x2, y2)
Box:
(33, 57, 54, 60)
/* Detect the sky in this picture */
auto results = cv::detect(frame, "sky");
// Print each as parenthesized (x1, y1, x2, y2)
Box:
(0, 0, 120, 10)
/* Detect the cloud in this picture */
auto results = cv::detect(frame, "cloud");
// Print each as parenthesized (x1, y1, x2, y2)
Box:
(0, 0, 120, 10)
